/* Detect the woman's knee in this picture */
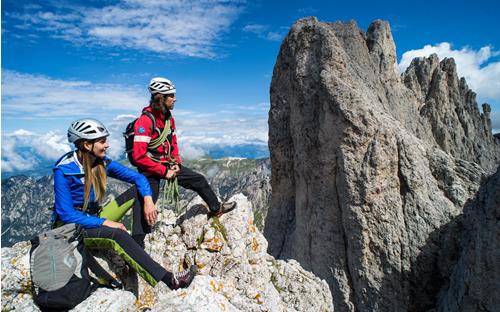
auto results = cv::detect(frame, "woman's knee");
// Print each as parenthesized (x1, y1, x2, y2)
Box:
(109, 227, 134, 243)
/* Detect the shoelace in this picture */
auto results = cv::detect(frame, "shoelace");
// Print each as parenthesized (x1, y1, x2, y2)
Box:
(173, 269, 190, 283)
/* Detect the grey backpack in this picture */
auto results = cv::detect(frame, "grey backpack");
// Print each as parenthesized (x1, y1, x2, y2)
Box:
(30, 223, 121, 311)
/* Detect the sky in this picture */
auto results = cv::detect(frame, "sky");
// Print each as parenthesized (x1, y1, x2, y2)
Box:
(2, 0, 500, 174)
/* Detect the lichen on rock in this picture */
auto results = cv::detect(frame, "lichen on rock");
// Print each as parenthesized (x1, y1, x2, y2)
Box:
(1, 193, 332, 311)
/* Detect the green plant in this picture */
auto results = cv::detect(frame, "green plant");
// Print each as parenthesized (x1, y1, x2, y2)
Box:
(210, 217, 228, 241)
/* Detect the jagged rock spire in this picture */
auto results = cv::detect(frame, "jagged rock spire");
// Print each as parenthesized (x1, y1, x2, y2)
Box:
(266, 17, 499, 311)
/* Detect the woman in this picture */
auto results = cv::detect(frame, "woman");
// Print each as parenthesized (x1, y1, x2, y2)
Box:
(52, 118, 196, 289)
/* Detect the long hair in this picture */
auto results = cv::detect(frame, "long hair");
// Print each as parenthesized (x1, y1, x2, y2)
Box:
(150, 94, 167, 113)
(75, 140, 107, 211)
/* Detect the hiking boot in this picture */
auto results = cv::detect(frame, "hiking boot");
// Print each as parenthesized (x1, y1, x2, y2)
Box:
(208, 201, 237, 218)
(170, 265, 197, 290)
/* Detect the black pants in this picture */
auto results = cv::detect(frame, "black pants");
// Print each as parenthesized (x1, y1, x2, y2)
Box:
(130, 165, 220, 238)
(83, 226, 167, 287)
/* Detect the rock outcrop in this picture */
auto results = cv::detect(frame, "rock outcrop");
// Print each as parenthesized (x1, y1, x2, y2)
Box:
(1, 158, 271, 247)
(265, 17, 499, 311)
(437, 167, 500, 312)
(1, 194, 332, 311)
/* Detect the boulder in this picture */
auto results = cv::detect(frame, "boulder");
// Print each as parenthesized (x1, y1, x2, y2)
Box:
(1, 194, 332, 312)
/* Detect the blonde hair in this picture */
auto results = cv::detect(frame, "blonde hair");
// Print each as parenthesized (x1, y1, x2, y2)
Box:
(76, 140, 107, 211)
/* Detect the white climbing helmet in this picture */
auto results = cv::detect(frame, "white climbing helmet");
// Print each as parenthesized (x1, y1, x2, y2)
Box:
(148, 77, 176, 95)
(67, 118, 109, 144)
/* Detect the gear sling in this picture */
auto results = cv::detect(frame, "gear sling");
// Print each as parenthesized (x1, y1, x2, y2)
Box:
(122, 111, 180, 212)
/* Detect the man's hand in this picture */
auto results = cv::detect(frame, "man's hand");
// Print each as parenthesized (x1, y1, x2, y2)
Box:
(165, 169, 177, 180)
(103, 220, 127, 231)
(171, 164, 180, 173)
(143, 196, 157, 225)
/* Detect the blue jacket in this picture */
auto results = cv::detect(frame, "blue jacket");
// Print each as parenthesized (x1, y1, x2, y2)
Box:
(53, 151, 152, 228)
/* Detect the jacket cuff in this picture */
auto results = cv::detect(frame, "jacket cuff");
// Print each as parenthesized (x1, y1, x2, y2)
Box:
(160, 165, 168, 177)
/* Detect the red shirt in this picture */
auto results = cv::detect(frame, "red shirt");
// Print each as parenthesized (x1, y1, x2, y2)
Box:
(132, 105, 182, 176)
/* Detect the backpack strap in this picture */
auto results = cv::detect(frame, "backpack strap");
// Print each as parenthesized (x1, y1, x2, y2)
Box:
(142, 111, 160, 135)
(84, 248, 123, 289)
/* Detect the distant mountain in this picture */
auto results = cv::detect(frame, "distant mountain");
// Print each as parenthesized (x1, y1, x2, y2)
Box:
(1, 157, 271, 247)
(1, 143, 269, 178)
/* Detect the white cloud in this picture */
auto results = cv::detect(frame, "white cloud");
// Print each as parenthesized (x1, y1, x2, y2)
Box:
(11, 129, 35, 136)
(175, 107, 269, 149)
(399, 42, 500, 102)
(2, 102, 269, 172)
(491, 111, 500, 134)
(7, 0, 244, 58)
(1, 69, 146, 120)
(179, 142, 207, 160)
(1, 131, 71, 172)
(114, 114, 137, 121)
(35, 132, 72, 160)
(1, 139, 38, 172)
(242, 23, 283, 42)
(243, 24, 268, 33)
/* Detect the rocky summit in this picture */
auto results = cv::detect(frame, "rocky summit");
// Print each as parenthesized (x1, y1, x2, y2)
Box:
(1, 194, 333, 311)
(265, 17, 499, 311)
(1, 157, 271, 247)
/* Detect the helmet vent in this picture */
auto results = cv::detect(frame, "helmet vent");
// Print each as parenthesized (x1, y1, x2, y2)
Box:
(67, 118, 109, 144)
(80, 124, 91, 132)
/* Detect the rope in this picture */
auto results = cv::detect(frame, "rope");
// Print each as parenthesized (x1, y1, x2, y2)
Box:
(159, 160, 180, 213)
(147, 118, 180, 212)
(148, 119, 170, 149)
(163, 176, 180, 212)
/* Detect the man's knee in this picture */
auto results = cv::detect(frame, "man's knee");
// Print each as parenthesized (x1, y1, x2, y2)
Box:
(192, 172, 209, 186)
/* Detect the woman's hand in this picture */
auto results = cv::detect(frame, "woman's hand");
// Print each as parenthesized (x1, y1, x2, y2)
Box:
(143, 196, 158, 226)
(103, 220, 127, 231)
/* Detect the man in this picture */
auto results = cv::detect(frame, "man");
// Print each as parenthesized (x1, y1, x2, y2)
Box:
(131, 77, 237, 245)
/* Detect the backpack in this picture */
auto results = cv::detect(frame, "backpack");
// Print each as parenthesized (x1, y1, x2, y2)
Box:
(30, 223, 122, 311)
(123, 111, 172, 165)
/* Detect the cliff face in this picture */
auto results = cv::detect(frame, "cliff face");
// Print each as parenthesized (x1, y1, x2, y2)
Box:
(437, 167, 500, 312)
(265, 17, 499, 311)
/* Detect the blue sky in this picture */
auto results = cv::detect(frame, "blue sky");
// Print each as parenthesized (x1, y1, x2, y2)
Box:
(2, 0, 500, 173)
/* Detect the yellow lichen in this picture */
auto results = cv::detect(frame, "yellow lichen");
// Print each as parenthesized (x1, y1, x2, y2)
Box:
(135, 287, 156, 310)
(20, 279, 33, 294)
(209, 279, 224, 293)
(251, 237, 259, 251)
(248, 222, 256, 233)
(254, 293, 264, 304)
(201, 235, 224, 252)
(195, 259, 206, 269)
